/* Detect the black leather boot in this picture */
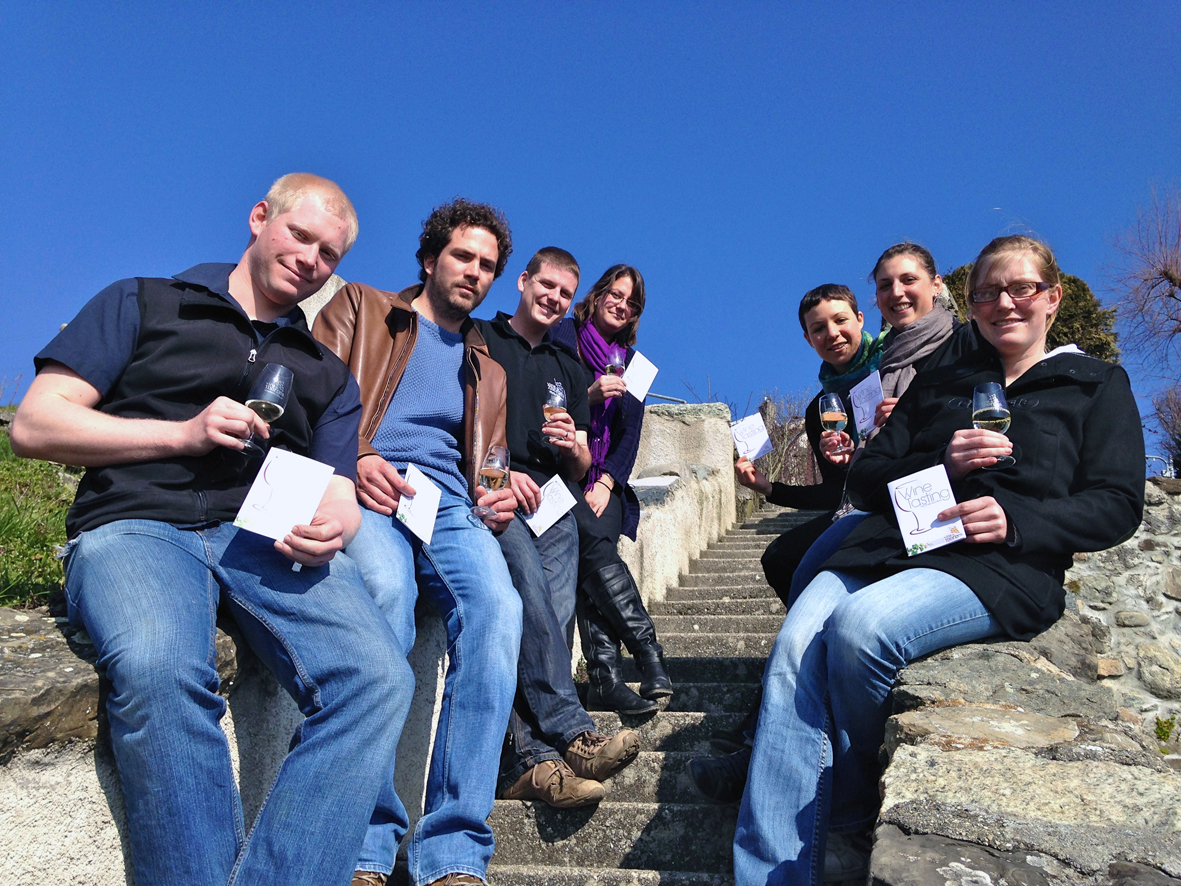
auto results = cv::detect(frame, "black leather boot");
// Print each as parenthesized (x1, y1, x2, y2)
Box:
(581, 562, 674, 700)
(579, 596, 658, 715)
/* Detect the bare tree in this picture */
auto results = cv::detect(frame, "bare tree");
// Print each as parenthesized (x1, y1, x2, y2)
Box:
(1110, 185, 1181, 369)
(1154, 387, 1181, 476)
(753, 389, 815, 487)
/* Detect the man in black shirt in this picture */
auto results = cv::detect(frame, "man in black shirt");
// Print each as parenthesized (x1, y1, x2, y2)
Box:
(477, 247, 640, 807)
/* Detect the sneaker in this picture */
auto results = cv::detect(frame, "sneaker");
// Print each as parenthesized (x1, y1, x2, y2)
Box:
(351, 873, 387, 886)
(563, 729, 640, 781)
(823, 830, 872, 883)
(686, 745, 750, 804)
(499, 759, 605, 807)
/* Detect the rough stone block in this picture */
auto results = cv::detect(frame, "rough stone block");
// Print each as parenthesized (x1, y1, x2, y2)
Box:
(1139, 643, 1181, 699)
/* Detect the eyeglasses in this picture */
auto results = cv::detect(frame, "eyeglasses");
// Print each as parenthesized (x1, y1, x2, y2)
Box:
(968, 281, 1054, 305)
(603, 290, 642, 314)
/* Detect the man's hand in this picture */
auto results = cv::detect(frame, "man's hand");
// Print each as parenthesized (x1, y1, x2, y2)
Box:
(819, 430, 854, 465)
(356, 455, 416, 515)
(276, 477, 362, 566)
(734, 457, 772, 496)
(588, 375, 627, 406)
(542, 409, 578, 451)
(585, 479, 613, 516)
(937, 496, 1009, 545)
(474, 484, 516, 530)
(510, 469, 542, 515)
(181, 396, 270, 455)
(943, 429, 1013, 480)
(874, 397, 899, 428)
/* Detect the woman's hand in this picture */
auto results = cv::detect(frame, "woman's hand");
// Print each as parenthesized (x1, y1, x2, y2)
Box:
(943, 429, 1013, 480)
(819, 431, 854, 466)
(937, 496, 1009, 545)
(585, 480, 613, 517)
(734, 457, 772, 495)
(874, 397, 900, 428)
(588, 375, 627, 406)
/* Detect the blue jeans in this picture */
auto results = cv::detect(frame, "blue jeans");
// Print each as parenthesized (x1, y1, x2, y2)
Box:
(734, 568, 1001, 886)
(346, 496, 522, 885)
(785, 511, 868, 607)
(495, 512, 592, 785)
(62, 519, 413, 886)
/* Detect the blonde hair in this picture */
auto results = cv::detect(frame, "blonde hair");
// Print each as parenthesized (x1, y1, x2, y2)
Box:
(264, 173, 359, 253)
(967, 235, 1062, 330)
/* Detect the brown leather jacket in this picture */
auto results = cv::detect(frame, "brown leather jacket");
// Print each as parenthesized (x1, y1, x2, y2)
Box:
(311, 282, 508, 497)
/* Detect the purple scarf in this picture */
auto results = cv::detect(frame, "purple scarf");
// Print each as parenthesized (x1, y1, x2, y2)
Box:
(576, 320, 620, 491)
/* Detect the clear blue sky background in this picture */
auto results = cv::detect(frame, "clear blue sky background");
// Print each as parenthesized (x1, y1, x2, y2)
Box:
(2, 3, 1178, 455)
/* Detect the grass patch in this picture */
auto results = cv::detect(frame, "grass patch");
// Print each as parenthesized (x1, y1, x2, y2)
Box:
(0, 419, 77, 608)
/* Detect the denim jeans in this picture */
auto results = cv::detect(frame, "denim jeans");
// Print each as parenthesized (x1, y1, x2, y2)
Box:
(495, 511, 593, 785)
(785, 511, 868, 607)
(346, 495, 522, 885)
(62, 519, 413, 886)
(734, 568, 1001, 886)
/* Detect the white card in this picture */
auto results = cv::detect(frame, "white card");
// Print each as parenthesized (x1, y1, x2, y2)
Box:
(396, 464, 441, 545)
(849, 370, 884, 437)
(234, 448, 335, 541)
(523, 474, 577, 537)
(730, 412, 773, 461)
(621, 351, 659, 401)
(887, 464, 965, 556)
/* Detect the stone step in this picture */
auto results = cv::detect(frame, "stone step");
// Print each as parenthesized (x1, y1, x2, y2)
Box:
(679, 572, 764, 588)
(620, 656, 764, 685)
(600, 751, 701, 803)
(662, 584, 776, 602)
(487, 865, 734, 886)
(659, 633, 776, 659)
(685, 559, 765, 576)
(652, 614, 784, 635)
(589, 710, 744, 753)
(648, 598, 785, 616)
(580, 681, 758, 714)
(488, 801, 737, 872)
(696, 548, 770, 560)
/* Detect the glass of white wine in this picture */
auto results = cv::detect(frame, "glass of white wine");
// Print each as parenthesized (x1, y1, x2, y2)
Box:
(471, 445, 511, 518)
(543, 381, 567, 422)
(242, 363, 293, 456)
(819, 393, 851, 454)
(604, 345, 627, 376)
(972, 382, 1015, 469)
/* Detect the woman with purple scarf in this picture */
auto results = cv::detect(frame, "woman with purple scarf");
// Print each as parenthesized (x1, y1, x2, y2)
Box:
(550, 264, 672, 715)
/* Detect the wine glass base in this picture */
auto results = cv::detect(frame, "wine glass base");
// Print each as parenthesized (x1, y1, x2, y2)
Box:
(982, 456, 1016, 470)
(470, 506, 496, 518)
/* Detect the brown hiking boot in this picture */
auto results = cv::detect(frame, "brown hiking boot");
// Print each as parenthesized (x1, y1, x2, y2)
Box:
(351, 872, 387, 886)
(562, 729, 640, 781)
(499, 758, 605, 807)
(424, 875, 488, 886)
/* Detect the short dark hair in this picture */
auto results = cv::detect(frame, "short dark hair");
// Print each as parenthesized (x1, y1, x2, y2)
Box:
(416, 198, 512, 283)
(797, 284, 859, 331)
(524, 246, 580, 282)
(868, 241, 938, 284)
(572, 264, 647, 347)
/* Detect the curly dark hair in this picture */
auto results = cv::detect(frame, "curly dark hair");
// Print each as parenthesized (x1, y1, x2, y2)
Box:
(572, 264, 646, 347)
(416, 198, 513, 282)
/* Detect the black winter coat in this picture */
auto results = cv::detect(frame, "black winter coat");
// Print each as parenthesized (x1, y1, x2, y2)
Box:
(823, 333, 1145, 640)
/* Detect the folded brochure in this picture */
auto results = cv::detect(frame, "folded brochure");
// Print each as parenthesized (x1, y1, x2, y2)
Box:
(887, 464, 965, 556)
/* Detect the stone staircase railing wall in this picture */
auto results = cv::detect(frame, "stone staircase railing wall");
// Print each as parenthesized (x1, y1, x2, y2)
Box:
(0, 402, 738, 885)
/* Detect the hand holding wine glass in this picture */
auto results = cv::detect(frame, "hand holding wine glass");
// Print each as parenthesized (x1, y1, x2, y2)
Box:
(242, 364, 293, 456)
(819, 393, 852, 457)
(471, 445, 511, 518)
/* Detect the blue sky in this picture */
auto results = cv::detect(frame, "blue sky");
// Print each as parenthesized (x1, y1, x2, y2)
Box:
(2, 3, 1178, 456)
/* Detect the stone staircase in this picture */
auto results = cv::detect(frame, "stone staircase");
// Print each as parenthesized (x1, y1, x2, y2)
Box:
(488, 504, 814, 885)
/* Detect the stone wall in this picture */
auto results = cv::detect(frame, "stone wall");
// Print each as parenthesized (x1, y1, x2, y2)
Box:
(873, 477, 1181, 885)
(0, 402, 736, 884)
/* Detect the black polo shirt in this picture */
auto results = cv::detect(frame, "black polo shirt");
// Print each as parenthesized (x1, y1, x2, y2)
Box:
(476, 312, 591, 487)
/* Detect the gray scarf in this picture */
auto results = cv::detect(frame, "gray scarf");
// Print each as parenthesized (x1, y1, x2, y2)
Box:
(877, 304, 957, 400)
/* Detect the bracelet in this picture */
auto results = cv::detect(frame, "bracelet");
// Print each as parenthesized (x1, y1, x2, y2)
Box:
(595, 478, 612, 490)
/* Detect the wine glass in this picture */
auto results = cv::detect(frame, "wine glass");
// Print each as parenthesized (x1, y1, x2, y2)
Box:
(972, 382, 1015, 469)
(819, 393, 850, 454)
(471, 445, 511, 518)
(242, 363, 293, 456)
(604, 345, 627, 376)
(543, 381, 567, 422)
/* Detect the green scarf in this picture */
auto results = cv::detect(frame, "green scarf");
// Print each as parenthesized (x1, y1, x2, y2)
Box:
(818, 330, 888, 395)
